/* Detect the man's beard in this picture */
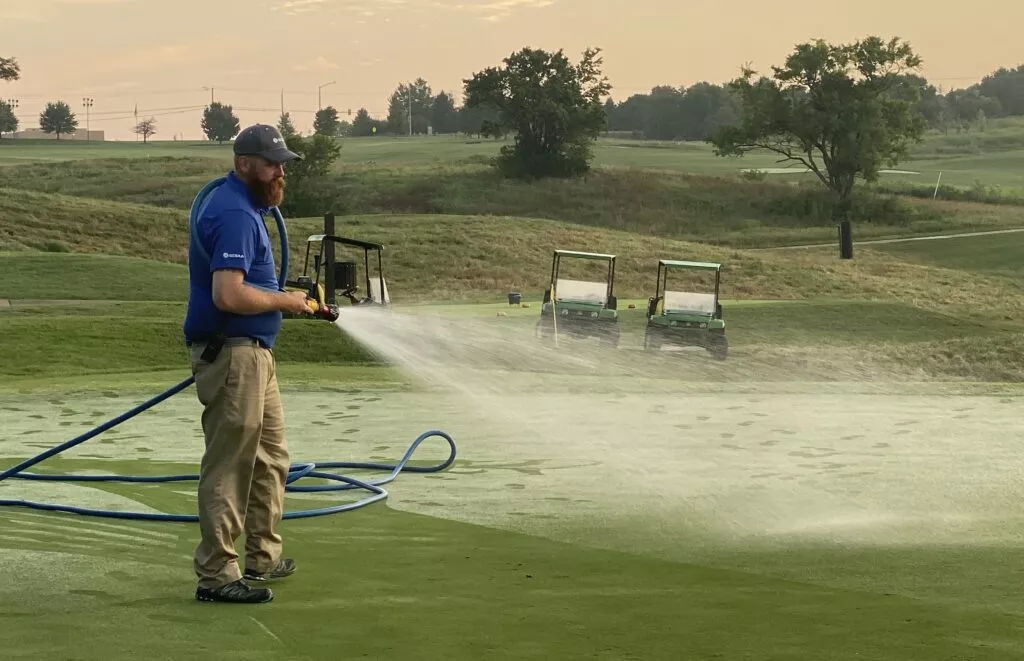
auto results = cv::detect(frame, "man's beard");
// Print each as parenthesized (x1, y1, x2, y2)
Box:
(246, 176, 285, 208)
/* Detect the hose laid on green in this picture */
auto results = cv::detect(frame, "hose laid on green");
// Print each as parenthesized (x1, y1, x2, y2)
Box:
(0, 177, 456, 521)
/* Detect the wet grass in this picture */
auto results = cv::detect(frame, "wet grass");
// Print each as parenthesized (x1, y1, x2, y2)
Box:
(2, 477, 1019, 661)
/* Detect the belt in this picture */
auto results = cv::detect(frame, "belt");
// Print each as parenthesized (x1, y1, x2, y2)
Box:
(187, 337, 267, 349)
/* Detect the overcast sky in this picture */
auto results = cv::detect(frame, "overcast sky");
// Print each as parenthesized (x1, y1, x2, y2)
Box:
(3, 0, 1022, 141)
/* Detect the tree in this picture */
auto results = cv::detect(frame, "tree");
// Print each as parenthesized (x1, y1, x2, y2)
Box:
(0, 101, 18, 137)
(710, 36, 928, 256)
(350, 108, 384, 137)
(945, 88, 1002, 132)
(0, 56, 18, 82)
(458, 103, 502, 138)
(463, 46, 611, 179)
(314, 106, 340, 136)
(201, 102, 240, 144)
(133, 117, 157, 143)
(277, 112, 297, 139)
(644, 86, 686, 140)
(387, 79, 433, 135)
(430, 91, 460, 134)
(976, 65, 1024, 117)
(680, 82, 740, 141)
(277, 133, 342, 216)
(40, 101, 77, 139)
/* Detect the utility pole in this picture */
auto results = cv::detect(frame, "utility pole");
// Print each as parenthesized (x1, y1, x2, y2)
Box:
(280, 89, 284, 117)
(203, 87, 214, 105)
(318, 80, 335, 110)
(408, 84, 412, 136)
(81, 97, 93, 141)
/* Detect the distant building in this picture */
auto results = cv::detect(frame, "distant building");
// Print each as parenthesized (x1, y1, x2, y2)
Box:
(10, 127, 106, 141)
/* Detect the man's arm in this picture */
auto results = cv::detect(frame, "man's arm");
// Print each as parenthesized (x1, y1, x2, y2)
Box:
(212, 269, 296, 314)
(203, 211, 310, 315)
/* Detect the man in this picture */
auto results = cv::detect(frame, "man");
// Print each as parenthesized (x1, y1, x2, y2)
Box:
(183, 123, 312, 604)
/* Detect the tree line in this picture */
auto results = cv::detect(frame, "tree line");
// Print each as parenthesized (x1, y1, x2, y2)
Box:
(603, 65, 1024, 141)
(292, 64, 1024, 142)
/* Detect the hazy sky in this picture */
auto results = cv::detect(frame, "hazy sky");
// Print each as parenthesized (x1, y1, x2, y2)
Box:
(3, 0, 1022, 141)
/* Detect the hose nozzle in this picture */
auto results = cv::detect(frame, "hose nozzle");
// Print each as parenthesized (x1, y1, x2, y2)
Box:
(306, 298, 341, 322)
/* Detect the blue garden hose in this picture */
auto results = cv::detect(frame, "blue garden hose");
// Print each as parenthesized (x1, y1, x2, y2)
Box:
(0, 177, 456, 522)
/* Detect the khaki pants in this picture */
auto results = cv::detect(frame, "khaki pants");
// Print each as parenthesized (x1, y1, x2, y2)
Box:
(189, 340, 290, 590)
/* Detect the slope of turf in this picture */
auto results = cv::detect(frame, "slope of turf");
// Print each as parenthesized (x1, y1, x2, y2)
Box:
(4, 201, 1024, 321)
(0, 253, 189, 300)
(3, 158, 1023, 249)
(0, 188, 189, 260)
(869, 231, 1024, 277)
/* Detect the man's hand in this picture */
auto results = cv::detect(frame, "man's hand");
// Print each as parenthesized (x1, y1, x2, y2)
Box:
(213, 270, 312, 315)
(279, 290, 313, 315)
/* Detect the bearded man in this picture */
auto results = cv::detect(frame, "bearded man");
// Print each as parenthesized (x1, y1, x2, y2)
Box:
(183, 123, 311, 604)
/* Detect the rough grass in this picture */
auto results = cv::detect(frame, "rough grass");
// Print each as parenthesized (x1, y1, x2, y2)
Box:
(3, 194, 1024, 321)
(0, 188, 190, 262)
(3, 158, 1023, 250)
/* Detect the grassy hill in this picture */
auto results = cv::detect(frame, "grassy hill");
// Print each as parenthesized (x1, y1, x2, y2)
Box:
(2, 131, 1024, 385)
(2, 157, 1023, 251)
(3, 188, 1023, 316)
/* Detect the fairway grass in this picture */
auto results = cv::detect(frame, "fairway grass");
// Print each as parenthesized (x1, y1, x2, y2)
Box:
(3, 381, 1024, 659)
(3, 501, 1019, 660)
(3, 131, 1024, 193)
(870, 229, 1024, 277)
(4, 248, 1024, 383)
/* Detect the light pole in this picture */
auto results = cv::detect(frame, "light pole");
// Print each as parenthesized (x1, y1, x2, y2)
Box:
(81, 97, 94, 141)
(318, 80, 335, 110)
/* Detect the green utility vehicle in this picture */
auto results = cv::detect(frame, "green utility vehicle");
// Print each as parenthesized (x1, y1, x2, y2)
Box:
(644, 259, 727, 359)
(536, 250, 620, 348)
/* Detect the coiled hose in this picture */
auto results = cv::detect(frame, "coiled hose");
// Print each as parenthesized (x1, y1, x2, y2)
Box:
(0, 177, 456, 522)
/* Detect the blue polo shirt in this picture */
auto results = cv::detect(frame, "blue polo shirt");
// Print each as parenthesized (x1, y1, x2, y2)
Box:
(183, 171, 283, 349)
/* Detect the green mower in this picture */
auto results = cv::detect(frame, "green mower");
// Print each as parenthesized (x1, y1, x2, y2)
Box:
(536, 250, 620, 348)
(644, 260, 727, 360)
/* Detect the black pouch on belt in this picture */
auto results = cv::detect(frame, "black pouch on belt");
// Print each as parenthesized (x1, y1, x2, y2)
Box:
(200, 334, 226, 363)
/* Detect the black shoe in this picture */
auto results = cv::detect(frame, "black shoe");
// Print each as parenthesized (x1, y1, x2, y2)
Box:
(195, 578, 273, 604)
(244, 558, 296, 582)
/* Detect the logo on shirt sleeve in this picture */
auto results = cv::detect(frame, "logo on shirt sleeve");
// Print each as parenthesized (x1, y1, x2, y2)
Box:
(223, 252, 246, 259)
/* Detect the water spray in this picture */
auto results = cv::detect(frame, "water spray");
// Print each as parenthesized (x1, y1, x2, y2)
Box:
(0, 177, 455, 521)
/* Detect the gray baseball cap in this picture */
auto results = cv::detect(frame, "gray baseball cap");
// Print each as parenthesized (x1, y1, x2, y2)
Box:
(233, 124, 302, 163)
